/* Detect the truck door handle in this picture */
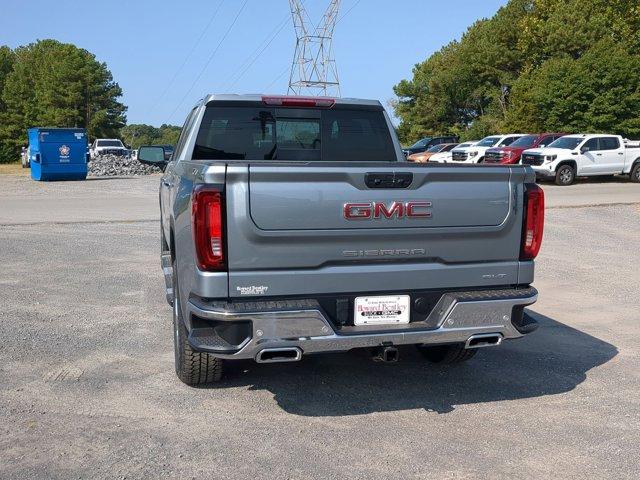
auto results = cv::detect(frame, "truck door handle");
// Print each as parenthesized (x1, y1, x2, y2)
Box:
(596, 153, 602, 156)
(618, 152, 624, 155)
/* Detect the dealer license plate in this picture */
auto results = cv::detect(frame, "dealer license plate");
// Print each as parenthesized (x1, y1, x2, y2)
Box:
(354, 295, 410, 326)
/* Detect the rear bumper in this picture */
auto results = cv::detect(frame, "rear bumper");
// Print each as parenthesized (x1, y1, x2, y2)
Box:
(185, 287, 538, 360)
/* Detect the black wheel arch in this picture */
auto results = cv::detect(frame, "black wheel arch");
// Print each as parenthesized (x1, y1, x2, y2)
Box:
(555, 159, 577, 172)
(169, 218, 176, 262)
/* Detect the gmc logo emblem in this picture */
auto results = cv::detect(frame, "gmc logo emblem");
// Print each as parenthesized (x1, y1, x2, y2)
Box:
(343, 201, 432, 220)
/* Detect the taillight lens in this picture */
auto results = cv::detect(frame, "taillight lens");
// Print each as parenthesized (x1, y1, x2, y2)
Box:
(192, 186, 225, 271)
(521, 183, 545, 260)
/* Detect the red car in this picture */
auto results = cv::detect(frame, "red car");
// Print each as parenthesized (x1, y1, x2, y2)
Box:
(484, 133, 566, 164)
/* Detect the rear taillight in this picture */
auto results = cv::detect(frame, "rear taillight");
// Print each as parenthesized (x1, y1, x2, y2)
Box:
(261, 95, 335, 108)
(192, 186, 225, 271)
(521, 183, 545, 260)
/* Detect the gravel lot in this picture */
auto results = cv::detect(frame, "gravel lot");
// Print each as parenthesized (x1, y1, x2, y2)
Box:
(0, 176, 639, 479)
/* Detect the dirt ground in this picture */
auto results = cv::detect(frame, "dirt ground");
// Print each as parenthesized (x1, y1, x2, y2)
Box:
(0, 176, 639, 479)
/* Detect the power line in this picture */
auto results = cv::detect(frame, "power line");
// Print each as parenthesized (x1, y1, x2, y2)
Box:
(264, 0, 361, 95)
(165, 0, 250, 123)
(221, 0, 309, 93)
(222, 13, 290, 92)
(225, 16, 291, 93)
(337, 0, 361, 23)
(264, 66, 290, 92)
(148, 0, 225, 118)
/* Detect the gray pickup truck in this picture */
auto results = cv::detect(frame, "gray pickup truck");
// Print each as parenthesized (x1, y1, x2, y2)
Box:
(138, 94, 545, 386)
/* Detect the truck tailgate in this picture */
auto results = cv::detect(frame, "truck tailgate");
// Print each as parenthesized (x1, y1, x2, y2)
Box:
(225, 163, 526, 297)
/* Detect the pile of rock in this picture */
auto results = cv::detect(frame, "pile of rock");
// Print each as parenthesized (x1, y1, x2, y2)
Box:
(88, 154, 162, 177)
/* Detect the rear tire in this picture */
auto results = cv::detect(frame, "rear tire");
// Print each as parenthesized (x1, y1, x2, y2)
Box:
(555, 164, 575, 186)
(630, 163, 640, 183)
(416, 343, 477, 364)
(172, 260, 224, 386)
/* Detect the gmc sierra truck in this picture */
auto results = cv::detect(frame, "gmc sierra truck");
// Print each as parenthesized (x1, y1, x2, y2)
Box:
(138, 94, 545, 386)
(521, 134, 640, 185)
(89, 138, 128, 159)
(484, 133, 565, 165)
(451, 134, 527, 163)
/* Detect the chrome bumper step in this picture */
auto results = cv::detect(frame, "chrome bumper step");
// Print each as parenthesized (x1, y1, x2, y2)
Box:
(161, 254, 173, 306)
(185, 287, 538, 360)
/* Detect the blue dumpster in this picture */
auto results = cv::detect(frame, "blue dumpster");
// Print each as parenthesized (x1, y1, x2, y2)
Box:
(28, 128, 88, 181)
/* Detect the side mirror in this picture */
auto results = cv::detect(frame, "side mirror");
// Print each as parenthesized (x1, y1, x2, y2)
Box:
(138, 145, 168, 171)
(580, 146, 590, 154)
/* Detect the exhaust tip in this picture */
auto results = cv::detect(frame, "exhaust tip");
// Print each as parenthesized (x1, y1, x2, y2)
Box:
(465, 333, 503, 349)
(255, 347, 302, 363)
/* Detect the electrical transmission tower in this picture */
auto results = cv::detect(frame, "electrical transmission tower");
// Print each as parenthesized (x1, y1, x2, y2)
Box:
(288, 0, 341, 97)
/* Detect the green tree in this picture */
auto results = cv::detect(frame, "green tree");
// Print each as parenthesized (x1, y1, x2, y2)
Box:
(121, 124, 181, 149)
(0, 46, 14, 109)
(0, 39, 126, 163)
(393, 0, 532, 143)
(506, 40, 640, 137)
(393, 0, 640, 145)
(518, 0, 640, 67)
(0, 46, 16, 161)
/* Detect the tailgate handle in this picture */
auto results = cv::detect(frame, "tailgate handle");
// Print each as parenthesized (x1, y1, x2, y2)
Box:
(365, 172, 413, 189)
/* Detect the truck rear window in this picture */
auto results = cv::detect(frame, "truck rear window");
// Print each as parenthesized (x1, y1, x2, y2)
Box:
(192, 106, 396, 162)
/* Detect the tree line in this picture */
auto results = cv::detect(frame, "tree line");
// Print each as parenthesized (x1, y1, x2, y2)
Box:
(121, 124, 181, 150)
(393, 0, 640, 144)
(0, 40, 128, 163)
(0, 39, 180, 163)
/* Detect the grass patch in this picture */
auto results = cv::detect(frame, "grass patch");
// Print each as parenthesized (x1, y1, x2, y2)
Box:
(0, 163, 29, 176)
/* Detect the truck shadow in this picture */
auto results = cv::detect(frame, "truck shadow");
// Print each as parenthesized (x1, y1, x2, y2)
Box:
(539, 175, 632, 186)
(221, 310, 617, 416)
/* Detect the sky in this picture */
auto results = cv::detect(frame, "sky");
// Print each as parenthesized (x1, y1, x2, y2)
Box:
(0, 0, 507, 127)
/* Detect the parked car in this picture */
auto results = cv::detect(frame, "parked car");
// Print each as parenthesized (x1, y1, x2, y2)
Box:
(139, 93, 544, 386)
(485, 133, 565, 165)
(451, 134, 527, 163)
(402, 135, 459, 157)
(407, 143, 458, 163)
(522, 134, 640, 185)
(90, 139, 128, 158)
(429, 141, 478, 163)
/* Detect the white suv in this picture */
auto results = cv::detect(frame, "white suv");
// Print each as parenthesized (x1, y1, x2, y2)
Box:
(450, 134, 528, 163)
